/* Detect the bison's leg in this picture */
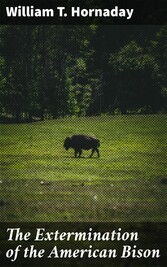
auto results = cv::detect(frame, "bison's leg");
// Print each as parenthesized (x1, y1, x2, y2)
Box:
(74, 149, 82, 158)
(74, 149, 78, 158)
(89, 149, 95, 158)
(95, 148, 100, 158)
(78, 149, 82, 158)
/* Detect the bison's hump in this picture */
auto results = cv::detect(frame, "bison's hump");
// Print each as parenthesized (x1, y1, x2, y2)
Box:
(72, 134, 96, 141)
(70, 134, 99, 150)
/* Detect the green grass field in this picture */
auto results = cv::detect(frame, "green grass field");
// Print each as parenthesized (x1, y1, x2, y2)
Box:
(0, 115, 167, 221)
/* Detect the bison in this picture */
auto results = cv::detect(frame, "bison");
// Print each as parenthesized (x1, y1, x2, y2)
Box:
(64, 135, 100, 158)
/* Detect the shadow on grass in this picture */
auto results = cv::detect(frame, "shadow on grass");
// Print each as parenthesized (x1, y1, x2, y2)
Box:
(64, 155, 99, 159)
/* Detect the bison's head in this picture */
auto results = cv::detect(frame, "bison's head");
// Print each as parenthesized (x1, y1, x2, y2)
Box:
(64, 137, 71, 150)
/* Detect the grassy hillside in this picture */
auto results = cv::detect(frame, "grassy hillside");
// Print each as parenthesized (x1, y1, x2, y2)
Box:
(0, 115, 167, 221)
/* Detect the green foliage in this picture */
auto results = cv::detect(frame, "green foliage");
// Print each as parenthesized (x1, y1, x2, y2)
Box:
(109, 40, 162, 114)
(0, 25, 166, 120)
(150, 25, 167, 108)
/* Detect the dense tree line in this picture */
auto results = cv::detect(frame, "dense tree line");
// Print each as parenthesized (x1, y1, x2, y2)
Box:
(0, 25, 166, 122)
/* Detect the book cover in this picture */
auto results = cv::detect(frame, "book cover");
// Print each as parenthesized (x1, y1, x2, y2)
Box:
(0, 0, 167, 266)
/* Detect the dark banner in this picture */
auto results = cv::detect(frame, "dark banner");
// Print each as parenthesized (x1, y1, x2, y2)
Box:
(0, 0, 167, 25)
(0, 222, 166, 266)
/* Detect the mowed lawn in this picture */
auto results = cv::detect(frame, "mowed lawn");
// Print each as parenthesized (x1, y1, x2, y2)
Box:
(0, 115, 167, 221)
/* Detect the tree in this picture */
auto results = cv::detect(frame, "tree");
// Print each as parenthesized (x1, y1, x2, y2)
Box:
(65, 25, 97, 117)
(150, 25, 167, 111)
(0, 25, 165, 121)
(109, 41, 162, 114)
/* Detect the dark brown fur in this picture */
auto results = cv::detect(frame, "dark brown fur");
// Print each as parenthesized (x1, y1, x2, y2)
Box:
(64, 135, 100, 158)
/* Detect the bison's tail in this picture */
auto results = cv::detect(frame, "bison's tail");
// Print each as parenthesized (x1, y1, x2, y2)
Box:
(97, 139, 100, 147)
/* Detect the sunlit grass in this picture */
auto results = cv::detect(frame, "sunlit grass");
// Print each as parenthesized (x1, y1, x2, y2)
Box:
(0, 114, 167, 221)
